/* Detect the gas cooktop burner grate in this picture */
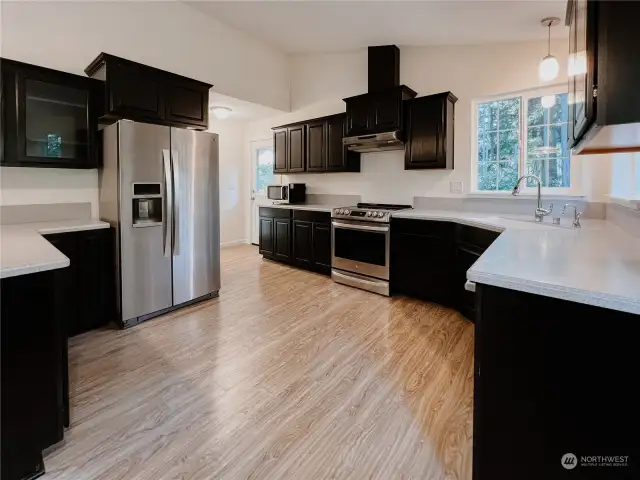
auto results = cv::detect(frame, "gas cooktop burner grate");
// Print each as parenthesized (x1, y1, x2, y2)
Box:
(356, 203, 413, 211)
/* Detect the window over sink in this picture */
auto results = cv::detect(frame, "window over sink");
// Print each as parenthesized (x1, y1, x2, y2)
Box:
(472, 86, 570, 192)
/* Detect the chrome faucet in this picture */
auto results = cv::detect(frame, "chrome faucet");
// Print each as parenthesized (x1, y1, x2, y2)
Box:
(562, 204, 582, 228)
(511, 175, 553, 222)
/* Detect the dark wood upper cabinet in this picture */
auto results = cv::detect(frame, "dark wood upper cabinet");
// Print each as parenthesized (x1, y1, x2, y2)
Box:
(345, 95, 371, 135)
(164, 82, 207, 126)
(371, 89, 403, 131)
(108, 59, 164, 120)
(326, 115, 346, 171)
(306, 120, 326, 172)
(343, 85, 416, 136)
(566, 0, 640, 154)
(326, 114, 360, 172)
(85, 53, 211, 130)
(567, 0, 595, 150)
(404, 92, 457, 170)
(1, 58, 102, 169)
(287, 125, 306, 172)
(272, 113, 360, 174)
(273, 128, 288, 173)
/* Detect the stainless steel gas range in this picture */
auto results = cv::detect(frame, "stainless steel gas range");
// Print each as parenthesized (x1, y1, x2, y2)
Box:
(331, 203, 412, 296)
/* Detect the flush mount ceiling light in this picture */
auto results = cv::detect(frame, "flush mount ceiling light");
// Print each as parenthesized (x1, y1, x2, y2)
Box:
(539, 17, 561, 82)
(210, 106, 232, 120)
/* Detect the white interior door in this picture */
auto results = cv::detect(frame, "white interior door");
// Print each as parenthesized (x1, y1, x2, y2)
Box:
(250, 139, 278, 245)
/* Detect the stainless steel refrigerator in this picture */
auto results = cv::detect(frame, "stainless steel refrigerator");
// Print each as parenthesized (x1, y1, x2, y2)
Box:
(100, 120, 220, 328)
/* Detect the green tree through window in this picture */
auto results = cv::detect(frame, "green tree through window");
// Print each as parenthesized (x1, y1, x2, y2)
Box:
(256, 148, 275, 192)
(476, 91, 570, 191)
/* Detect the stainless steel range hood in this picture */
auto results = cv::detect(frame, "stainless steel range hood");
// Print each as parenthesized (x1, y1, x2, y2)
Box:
(342, 131, 403, 153)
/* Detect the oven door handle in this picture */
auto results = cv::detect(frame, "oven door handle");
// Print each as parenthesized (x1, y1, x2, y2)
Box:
(331, 221, 389, 233)
(332, 270, 388, 287)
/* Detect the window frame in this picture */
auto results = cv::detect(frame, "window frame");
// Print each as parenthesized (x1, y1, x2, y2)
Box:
(471, 84, 571, 195)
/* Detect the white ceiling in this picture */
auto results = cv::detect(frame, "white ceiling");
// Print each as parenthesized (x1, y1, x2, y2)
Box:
(186, 1, 569, 54)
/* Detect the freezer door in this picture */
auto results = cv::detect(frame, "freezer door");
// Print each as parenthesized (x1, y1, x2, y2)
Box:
(171, 128, 220, 304)
(119, 121, 173, 321)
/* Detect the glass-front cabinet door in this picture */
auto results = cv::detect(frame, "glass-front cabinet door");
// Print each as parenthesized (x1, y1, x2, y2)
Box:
(6, 62, 99, 168)
(22, 78, 89, 162)
(568, 0, 596, 148)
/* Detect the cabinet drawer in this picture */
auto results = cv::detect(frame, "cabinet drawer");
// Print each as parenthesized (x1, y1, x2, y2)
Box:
(259, 207, 292, 219)
(456, 224, 501, 251)
(293, 209, 330, 223)
(392, 218, 454, 239)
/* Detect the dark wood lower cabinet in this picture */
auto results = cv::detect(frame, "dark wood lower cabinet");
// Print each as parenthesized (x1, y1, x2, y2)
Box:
(259, 207, 331, 275)
(312, 223, 331, 271)
(390, 218, 499, 321)
(454, 245, 480, 320)
(44, 228, 114, 337)
(259, 217, 275, 255)
(1, 270, 65, 480)
(474, 284, 640, 480)
(391, 225, 454, 306)
(293, 220, 313, 267)
(274, 219, 292, 261)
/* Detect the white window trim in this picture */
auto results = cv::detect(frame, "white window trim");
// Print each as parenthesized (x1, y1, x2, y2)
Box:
(471, 83, 572, 195)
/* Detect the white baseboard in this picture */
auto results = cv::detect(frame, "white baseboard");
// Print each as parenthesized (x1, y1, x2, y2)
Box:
(220, 239, 250, 248)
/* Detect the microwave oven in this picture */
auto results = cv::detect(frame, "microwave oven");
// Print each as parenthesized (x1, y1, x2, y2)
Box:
(266, 184, 306, 204)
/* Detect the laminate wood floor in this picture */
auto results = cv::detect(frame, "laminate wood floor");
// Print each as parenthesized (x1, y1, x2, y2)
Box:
(43, 245, 474, 480)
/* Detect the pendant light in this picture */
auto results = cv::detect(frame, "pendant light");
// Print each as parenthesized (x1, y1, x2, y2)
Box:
(539, 17, 560, 81)
(541, 95, 556, 109)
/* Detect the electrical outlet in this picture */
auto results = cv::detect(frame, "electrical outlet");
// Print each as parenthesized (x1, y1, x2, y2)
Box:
(450, 181, 464, 194)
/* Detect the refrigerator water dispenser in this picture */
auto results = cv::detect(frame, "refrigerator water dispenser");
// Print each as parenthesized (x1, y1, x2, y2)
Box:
(132, 182, 163, 227)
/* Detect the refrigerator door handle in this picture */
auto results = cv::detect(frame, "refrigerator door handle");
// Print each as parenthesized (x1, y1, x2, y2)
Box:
(162, 149, 173, 258)
(171, 149, 179, 256)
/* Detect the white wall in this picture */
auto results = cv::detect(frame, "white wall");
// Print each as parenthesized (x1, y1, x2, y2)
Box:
(0, 1, 290, 111)
(245, 40, 613, 205)
(207, 119, 248, 246)
(0, 167, 99, 217)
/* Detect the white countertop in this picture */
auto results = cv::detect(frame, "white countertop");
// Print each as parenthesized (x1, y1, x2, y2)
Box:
(393, 210, 640, 315)
(261, 203, 334, 213)
(1, 219, 110, 279)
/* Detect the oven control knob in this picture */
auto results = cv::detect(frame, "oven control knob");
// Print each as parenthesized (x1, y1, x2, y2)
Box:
(366, 211, 371, 217)
(377, 212, 384, 218)
(344, 209, 350, 215)
(337, 209, 343, 214)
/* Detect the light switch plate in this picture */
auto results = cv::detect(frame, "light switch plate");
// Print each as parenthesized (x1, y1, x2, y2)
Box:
(450, 181, 464, 194)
